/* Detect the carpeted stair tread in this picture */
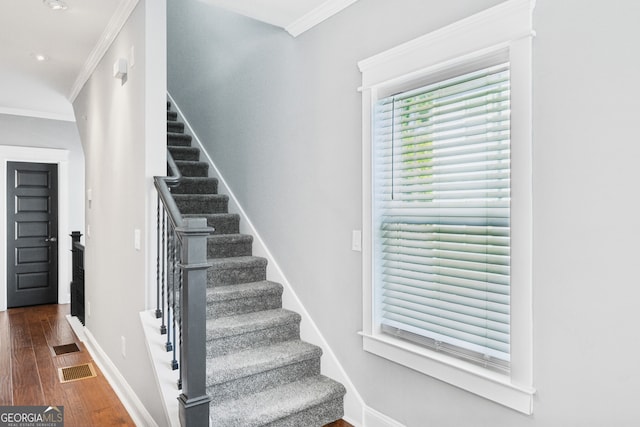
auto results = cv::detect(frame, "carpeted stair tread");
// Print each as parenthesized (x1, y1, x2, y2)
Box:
(173, 194, 228, 214)
(175, 160, 208, 177)
(206, 340, 321, 385)
(208, 256, 268, 286)
(207, 308, 300, 340)
(168, 121, 184, 133)
(206, 281, 283, 319)
(167, 110, 177, 121)
(209, 280, 283, 302)
(208, 234, 253, 258)
(209, 256, 267, 270)
(171, 177, 218, 194)
(205, 341, 322, 403)
(205, 308, 300, 357)
(209, 375, 346, 427)
(184, 213, 240, 234)
(168, 146, 200, 161)
(167, 132, 192, 146)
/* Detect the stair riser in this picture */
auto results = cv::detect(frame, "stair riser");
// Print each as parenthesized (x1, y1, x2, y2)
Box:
(177, 162, 208, 177)
(174, 197, 228, 214)
(210, 217, 240, 234)
(167, 134, 192, 147)
(207, 293, 281, 319)
(184, 214, 240, 234)
(172, 179, 218, 194)
(207, 240, 252, 258)
(168, 147, 200, 161)
(261, 397, 345, 427)
(208, 358, 320, 404)
(207, 264, 266, 286)
(167, 111, 177, 121)
(207, 323, 300, 358)
(168, 121, 184, 133)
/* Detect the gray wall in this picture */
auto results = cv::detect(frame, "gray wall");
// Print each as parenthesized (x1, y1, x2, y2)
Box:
(168, 0, 640, 425)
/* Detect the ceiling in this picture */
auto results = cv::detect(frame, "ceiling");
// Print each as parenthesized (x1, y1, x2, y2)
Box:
(0, 0, 124, 121)
(196, 0, 357, 35)
(0, 0, 356, 122)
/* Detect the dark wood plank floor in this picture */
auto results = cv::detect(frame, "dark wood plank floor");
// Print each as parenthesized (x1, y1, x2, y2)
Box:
(0, 304, 134, 426)
(325, 420, 354, 427)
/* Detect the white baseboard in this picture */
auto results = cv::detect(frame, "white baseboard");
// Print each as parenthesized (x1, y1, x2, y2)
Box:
(139, 310, 181, 427)
(167, 92, 365, 425)
(363, 406, 406, 427)
(65, 314, 86, 342)
(82, 327, 159, 427)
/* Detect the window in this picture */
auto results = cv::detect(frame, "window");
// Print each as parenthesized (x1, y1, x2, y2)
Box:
(375, 58, 512, 372)
(359, 0, 535, 414)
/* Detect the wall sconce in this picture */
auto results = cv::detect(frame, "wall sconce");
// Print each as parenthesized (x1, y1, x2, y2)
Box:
(113, 58, 128, 81)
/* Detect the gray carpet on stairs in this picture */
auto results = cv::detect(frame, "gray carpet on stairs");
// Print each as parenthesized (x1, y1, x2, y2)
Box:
(166, 102, 345, 427)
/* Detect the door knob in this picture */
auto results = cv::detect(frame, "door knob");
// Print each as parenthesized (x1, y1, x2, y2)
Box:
(45, 237, 57, 243)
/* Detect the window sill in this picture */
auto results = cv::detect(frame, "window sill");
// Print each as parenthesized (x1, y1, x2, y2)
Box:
(359, 331, 535, 414)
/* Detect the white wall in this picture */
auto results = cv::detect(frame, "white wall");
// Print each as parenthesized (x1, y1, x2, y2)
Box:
(168, 0, 640, 425)
(0, 114, 85, 311)
(72, 0, 167, 424)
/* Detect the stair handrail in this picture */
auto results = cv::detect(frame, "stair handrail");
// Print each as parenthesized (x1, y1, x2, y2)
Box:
(154, 148, 214, 426)
(154, 150, 185, 229)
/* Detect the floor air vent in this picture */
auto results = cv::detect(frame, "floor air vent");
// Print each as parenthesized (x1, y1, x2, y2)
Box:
(52, 343, 80, 356)
(59, 363, 96, 383)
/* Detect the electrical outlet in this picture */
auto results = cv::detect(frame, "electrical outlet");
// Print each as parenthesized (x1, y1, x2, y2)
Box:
(121, 336, 126, 358)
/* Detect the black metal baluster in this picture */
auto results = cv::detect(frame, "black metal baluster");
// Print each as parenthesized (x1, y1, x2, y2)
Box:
(177, 235, 183, 389)
(171, 225, 178, 370)
(155, 198, 162, 319)
(166, 224, 174, 352)
(160, 208, 167, 335)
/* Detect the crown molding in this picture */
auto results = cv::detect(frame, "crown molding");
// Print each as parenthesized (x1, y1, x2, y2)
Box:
(285, 0, 359, 37)
(0, 106, 75, 122)
(68, 0, 139, 102)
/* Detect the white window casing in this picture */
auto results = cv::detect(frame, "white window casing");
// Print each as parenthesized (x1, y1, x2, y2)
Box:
(358, 0, 535, 414)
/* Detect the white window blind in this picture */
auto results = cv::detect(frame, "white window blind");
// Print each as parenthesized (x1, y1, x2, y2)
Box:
(373, 62, 511, 367)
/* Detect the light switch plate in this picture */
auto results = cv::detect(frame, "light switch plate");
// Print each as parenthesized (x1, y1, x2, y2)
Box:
(352, 230, 362, 252)
(134, 229, 141, 251)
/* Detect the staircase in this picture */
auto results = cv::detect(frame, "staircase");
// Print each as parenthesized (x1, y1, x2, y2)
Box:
(165, 101, 346, 426)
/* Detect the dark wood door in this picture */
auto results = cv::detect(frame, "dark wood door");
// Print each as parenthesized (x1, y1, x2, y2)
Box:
(7, 162, 58, 308)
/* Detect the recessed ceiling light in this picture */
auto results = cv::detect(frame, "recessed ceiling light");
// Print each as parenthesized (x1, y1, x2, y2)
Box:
(32, 53, 49, 62)
(43, 0, 68, 11)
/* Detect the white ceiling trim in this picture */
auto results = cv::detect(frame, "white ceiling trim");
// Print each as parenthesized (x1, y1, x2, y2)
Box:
(285, 0, 359, 37)
(68, 0, 140, 102)
(0, 107, 76, 122)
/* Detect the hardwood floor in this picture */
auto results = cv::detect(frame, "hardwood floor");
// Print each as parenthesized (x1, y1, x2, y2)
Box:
(325, 420, 354, 427)
(0, 304, 134, 426)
